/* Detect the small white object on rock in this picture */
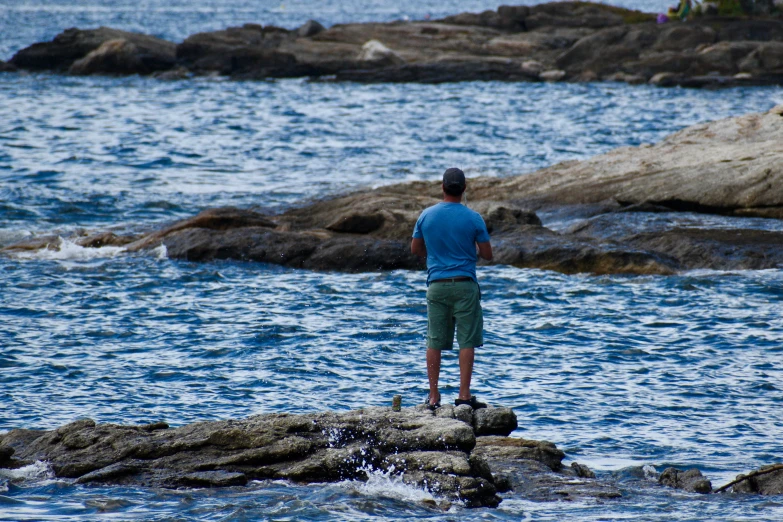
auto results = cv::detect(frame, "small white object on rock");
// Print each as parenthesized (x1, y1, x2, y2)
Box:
(733, 72, 753, 79)
(649, 72, 678, 86)
(539, 69, 566, 82)
(521, 60, 543, 75)
(357, 40, 405, 65)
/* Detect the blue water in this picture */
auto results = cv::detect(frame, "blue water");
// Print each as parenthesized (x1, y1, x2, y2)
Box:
(3, 1, 783, 520)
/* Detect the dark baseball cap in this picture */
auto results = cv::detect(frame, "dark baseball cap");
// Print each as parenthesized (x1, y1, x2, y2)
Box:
(442, 167, 465, 189)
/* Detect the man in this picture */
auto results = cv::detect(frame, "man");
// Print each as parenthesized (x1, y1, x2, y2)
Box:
(411, 168, 493, 410)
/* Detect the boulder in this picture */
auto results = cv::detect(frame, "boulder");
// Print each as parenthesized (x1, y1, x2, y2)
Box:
(297, 19, 326, 38)
(473, 436, 565, 471)
(473, 407, 518, 436)
(496, 5, 531, 29)
(659, 467, 712, 494)
(471, 203, 542, 234)
(653, 24, 717, 52)
(0, 60, 17, 72)
(68, 39, 175, 75)
(730, 465, 783, 494)
(697, 41, 760, 75)
(571, 462, 596, 478)
(739, 41, 783, 73)
(325, 211, 386, 234)
(623, 50, 698, 77)
(555, 26, 630, 72)
(176, 24, 293, 73)
(0, 445, 14, 463)
(11, 27, 175, 72)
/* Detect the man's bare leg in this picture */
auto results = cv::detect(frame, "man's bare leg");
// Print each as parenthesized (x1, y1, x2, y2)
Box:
(426, 348, 442, 405)
(458, 347, 474, 401)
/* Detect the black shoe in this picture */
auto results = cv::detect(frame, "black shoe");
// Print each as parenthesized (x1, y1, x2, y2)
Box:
(454, 395, 487, 409)
(425, 393, 441, 411)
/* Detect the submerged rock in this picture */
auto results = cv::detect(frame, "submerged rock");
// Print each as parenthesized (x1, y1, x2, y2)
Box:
(659, 467, 713, 494)
(721, 464, 783, 494)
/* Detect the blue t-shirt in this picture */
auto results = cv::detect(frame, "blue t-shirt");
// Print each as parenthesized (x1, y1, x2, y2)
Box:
(412, 202, 490, 285)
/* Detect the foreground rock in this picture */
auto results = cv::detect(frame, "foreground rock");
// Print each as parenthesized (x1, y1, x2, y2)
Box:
(0, 404, 568, 508)
(7, 2, 783, 86)
(6, 106, 781, 276)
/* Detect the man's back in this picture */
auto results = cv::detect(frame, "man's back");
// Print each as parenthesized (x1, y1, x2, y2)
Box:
(413, 202, 490, 284)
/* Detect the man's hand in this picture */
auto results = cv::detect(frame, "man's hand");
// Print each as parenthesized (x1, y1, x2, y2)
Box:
(477, 241, 492, 261)
(411, 237, 427, 258)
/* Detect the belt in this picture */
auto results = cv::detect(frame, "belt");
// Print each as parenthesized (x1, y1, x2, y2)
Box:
(430, 277, 473, 284)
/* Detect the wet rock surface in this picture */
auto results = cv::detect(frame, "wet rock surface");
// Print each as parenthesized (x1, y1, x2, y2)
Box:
(0, 404, 602, 508)
(6, 3, 783, 87)
(718, 464, 783, 494)
(659, 467, 713, 494)
(6, 106, 781, 276)
(4, 408, 782, 505)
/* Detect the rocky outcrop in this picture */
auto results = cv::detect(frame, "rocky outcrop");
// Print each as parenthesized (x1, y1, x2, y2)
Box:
(4, 107, 783, 275)
(659, 467, 713, 494)
(6, 3, 783, 86)
(10, 27, 175, 73)
(0, 404, 538, 508)
(471, 104, 783, 219)
(68, 39, 176, 75)
(717, 463, 783, 494)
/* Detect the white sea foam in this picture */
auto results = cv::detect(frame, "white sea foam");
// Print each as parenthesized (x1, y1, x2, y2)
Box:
(643, 465, 659, 481)
(0, 461, 54, 483)
(12, 237, 126, 261)
(152, 243, 168, 260)
(339, 467, 437, 504)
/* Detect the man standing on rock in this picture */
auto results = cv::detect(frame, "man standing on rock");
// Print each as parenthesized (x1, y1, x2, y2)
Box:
(411, 168, 493, 411)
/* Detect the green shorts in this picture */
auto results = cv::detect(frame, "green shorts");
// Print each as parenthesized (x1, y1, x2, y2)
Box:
(426, 280, 483, 350)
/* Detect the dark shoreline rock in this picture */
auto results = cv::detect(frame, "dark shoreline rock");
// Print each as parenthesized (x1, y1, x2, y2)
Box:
(6, 2, 783, 87)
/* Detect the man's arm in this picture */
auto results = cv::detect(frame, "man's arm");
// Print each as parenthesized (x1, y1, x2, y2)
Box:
(411, 237, 427, 258)
(477, 241, 492, 261)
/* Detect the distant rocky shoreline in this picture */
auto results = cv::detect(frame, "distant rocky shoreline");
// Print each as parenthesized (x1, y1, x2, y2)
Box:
(4, 105, 782, 276)
(2, 1, 783, 87)
(1, 403, 781, 507)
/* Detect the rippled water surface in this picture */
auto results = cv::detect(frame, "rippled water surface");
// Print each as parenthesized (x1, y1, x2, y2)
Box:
(3, 0, 783, 520)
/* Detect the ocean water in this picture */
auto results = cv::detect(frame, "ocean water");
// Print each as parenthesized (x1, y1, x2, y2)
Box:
(3, 1, 783, 520)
